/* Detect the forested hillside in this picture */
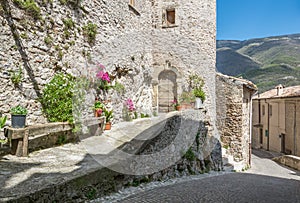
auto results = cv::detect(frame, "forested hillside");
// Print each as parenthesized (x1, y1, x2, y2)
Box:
(217, 34, 300, 92)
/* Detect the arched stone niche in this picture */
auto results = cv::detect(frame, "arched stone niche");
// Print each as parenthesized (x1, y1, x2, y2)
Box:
(152, 60, 183, 113)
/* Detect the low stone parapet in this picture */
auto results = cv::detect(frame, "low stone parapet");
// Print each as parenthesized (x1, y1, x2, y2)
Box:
(273, 155, 300, 171)
(0, 110, 222, 202)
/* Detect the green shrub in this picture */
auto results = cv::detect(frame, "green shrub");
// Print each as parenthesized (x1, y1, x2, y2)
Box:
(13, 0, 41, 19)
(10, 68, 23, 86)
(193, 88, 206, 102)
(10, 105, 28, 115)
(56, 134, 67, 145)
(63, 18, 75, 30)
(20, 32, 28, 39)
(0, 116, 7, 129)
(83, 22, 97, 44)
(184, 147, 196, 161)
(44, 35, 53, 45)
(39, 73, 75, 123)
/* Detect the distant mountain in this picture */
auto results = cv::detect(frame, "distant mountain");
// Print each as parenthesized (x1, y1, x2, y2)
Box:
(217, 33, 300, 93)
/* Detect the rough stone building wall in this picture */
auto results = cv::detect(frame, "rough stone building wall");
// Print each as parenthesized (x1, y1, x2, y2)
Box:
(0, 0, 154, 124)
(0, 0, 216, 127)
(151, 0, 216, 119)
(216, 73, 256, 170)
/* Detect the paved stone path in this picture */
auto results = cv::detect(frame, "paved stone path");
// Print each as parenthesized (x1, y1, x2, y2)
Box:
(105, 149, 300, 203)
(246, 149, 300, 180)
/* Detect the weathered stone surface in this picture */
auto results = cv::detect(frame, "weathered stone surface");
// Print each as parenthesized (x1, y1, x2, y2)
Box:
(0, 110, 221, 202)
(216, 73, 257, 170)
(0, 0, 216, 131)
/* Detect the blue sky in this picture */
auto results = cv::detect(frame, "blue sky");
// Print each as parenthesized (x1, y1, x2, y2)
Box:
(217, 0, 300, 40)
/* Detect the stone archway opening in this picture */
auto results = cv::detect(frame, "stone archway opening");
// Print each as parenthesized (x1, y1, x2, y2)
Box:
(158, 70, 177, 112)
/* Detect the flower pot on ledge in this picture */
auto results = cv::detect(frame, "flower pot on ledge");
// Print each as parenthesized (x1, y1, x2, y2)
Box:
(11, 115, 26, 128)
(105, 122, 111, 130)
(176, 106, 182, 111)
(195, 97, 203, 109)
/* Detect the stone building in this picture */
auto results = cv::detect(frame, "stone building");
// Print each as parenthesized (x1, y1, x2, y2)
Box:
(0, 0, 259, 173)
(252, 85, 300, 156)
(0, 0, 216, 127)
(216, 73, 257, 170)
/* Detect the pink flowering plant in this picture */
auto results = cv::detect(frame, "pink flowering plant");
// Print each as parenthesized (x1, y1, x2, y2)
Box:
(125, 98, 135, 111)
(94, 100, 105, 116)
(96, 64, 111, 90)
(123, 98, 136, 121)
(171, 99, 180, 109)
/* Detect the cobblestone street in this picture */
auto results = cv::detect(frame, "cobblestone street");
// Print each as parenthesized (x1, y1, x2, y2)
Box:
(118, 173, 300, 203)
(96, 149, 300, 203)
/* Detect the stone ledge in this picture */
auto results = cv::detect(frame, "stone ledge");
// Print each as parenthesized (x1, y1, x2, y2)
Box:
(273, 155, 300, 171)
(0, 110, 221, 202)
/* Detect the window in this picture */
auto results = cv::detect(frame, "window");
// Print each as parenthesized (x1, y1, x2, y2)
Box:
(162, 8, 177, 28)
(166, 9, 175, 25)
(262, 105, 265, 116)
(265, 129, 269, 137)
(259, 129, 263, 144)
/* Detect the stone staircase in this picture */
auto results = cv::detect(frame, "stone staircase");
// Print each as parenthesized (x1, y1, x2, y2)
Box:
(222, 148, 245, 172)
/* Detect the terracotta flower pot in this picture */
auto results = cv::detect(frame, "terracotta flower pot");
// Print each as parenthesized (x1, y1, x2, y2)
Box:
(105, 122, 111, 130)
(176, 106, 182, 111)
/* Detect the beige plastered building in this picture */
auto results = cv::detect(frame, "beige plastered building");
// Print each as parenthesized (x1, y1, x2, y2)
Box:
(252, 85, 300, 156)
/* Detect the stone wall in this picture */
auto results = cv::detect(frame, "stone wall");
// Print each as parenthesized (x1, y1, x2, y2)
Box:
(151, 0, 216, 122)
(1, 110, 222, 202)
(0, 0, 216, 128)
(216, 73, 256, 170)
(0, 0, 154, 124)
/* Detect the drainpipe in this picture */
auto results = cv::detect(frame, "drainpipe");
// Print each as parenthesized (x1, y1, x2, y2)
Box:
(267, 101, 270, 151)
(156, 85, 159, 114)
(294, 103, 297, 155)
(265, 99, 270, 151)
(258, 99, 261, 124)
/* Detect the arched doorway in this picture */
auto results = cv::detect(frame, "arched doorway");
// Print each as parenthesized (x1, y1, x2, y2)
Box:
(158, 70, 177, 112)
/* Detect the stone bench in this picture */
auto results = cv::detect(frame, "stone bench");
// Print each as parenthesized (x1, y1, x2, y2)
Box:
(4, 117, 105, 157)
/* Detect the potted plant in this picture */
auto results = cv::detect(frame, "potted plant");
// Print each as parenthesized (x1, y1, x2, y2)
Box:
(193, 88, 206, 109)
(103, 109, 113, 130)
(0, 115, 8, 144)
(94, 101, 104, 117)
(171, 99, 181, 111)
(180, 91, 195, 109)
(10, 105, 28, 128)
(123, 98, 135, 121)
(96, 64, 112, 91)
(0, 115, 7, 129)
